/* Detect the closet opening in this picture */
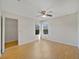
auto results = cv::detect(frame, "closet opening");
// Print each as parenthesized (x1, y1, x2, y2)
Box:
(5, 17, 18, 49)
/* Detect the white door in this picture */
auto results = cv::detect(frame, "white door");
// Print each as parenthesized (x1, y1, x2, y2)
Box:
(35, 24, 40, 40)
(40, 21, 48, 39)
(35, 21, 49, 40)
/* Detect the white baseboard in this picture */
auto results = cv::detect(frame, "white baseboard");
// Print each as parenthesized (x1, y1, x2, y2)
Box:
(45, 39, 78, 47)
(18, 39, 36, 46)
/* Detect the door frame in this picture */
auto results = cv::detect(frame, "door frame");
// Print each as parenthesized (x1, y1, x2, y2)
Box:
(1, 16, 18, 53)
(1, 16, 5, 53)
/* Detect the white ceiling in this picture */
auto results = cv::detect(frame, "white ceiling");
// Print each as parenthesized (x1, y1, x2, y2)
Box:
(2, 0, 78, 18)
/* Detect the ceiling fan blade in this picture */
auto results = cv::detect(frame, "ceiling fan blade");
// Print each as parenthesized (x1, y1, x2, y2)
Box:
(46, 14, 52, 17)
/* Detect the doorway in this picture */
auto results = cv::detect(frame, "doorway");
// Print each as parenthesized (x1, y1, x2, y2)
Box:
(5, 17, 18, 49)
(35, 21, 48, 40)
(40, 21, 48, 39)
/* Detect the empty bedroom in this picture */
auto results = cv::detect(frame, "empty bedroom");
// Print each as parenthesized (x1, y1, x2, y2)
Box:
(0, 0, 79, 59)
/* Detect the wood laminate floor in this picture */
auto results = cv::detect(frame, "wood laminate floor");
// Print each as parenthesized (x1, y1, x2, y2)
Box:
(0, 39, 79, 59)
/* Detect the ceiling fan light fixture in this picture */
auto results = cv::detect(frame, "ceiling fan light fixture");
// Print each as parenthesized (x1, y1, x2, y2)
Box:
(42, 15, 46, 17)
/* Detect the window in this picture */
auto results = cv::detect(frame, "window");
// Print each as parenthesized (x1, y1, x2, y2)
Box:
(35, 24, 39, 35)
(43, 23, 48, 34)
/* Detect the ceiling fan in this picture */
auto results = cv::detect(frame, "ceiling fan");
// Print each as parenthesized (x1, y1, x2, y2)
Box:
(38, 10, 53, 17)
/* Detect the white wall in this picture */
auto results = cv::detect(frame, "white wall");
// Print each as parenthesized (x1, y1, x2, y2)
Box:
(2, 11, 38, 45)
(47, 13, 77, 46)
(18, 16, 38, 45)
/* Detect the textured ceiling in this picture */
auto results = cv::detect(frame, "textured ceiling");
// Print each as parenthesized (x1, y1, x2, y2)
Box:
(2, 0, 78, 18)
